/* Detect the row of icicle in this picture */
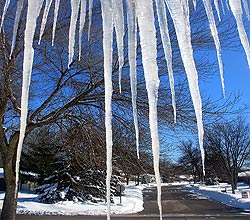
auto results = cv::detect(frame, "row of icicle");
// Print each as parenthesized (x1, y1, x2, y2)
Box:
(0, 0, 249, 220)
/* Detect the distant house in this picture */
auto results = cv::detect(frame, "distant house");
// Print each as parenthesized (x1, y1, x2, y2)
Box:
(0, 168, 6, 191)
(238, 171, 250, 184)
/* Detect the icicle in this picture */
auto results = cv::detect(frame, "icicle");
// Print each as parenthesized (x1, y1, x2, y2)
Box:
(39, 0, 53, 45)
(155, 0, 176, 123)
(229, 0, 250, 67)
(78, 0, 87, 60)
(88, 0, 93, 41)
(203, 0, 225, 98)
(220, 0, 225, 15)
(68, 0, 81, 67)
(193, 0, 196, 10)
(165, 0, 205, 175)
(225, 0, 230, 10)
(52, 0, 60, 46)
(100, 1, 113, 220)
(0, 0, 10, 33)
(242, 0, 250, 20)
(136, 1, 162, 220)
(10, 0, 24, 58)
(112, 0, 124, 93)
(16, 0, 44, 195)
(214, 0, 221, 21)
(126, 0, 140, 159)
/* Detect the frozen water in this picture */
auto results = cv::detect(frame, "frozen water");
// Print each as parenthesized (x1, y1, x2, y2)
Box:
(52, 0, 61, 46)
(229, 0, 250, 67)
(88, 0, 93, 41)
(136, 0, 162, 219)
(214, 0, 221, 21)
(10, 0, 24, 58)
(79, 0, 87, 60)
(203, 0, 225, 97)
(0, 0, 10, 33)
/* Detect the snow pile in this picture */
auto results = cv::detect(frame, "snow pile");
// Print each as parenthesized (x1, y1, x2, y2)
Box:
(0, 184, 145, 216)
(185, 182, 250, 211)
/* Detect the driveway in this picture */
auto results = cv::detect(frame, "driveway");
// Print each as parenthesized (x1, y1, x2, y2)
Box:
(16, 184, 250, 220)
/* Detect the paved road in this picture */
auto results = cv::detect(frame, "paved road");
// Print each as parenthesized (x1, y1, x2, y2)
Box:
(16, 185, 250, 220)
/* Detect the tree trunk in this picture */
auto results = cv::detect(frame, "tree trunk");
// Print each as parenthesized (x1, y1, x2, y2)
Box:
(1, 134, 19, 220)
(1, 153, 17, 220)
(231, 175, 236, 194)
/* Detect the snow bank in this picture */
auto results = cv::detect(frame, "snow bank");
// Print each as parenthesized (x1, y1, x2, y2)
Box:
(184, 182, 250, 211)
(0, 184, 145, 216)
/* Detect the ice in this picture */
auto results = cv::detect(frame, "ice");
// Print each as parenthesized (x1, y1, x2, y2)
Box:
(136, 1, 162, 219)
(193, 0, 196, 10)
(68, 0, 81, 67)
(225, 0, 230, 10)
(214, 0, 221, 21)
(15, 0, 44, 194)
(112, 0, 124, 93)
(10, 0, 24, 58)
(0, 0, 10, 33)
(88, 0, 93, 41)
(229, 0, 250, 67)
(78, 0, 87, 60)
(242, 0, 250, 20)
(126, 0, 140, 158)
(203, 0, 225, 97)
(39, 0, 53, 45)
(165, 0, 205, 175)
(52, 0, 61, 46)
(155, 0, 176, 123)
(220, 0, 225, 15)
(100, 0, 113, 220)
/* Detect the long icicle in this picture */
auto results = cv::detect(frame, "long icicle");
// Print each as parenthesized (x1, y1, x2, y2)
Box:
(16, 0, 44, 196)
(10, 0, 24, 58)
(0, 0, 10, 33)
(165, 0, 205, 176)
(126, 0, 140, 159)
(155, 0, 176, 123)
(88, 0, 93, 41)
(220, 0, 225, 15)
(79, 0, 87, 60)
(136, 1, 162, 220)
(68, 0, 81, 67)
(52, 0, 61, 46)
(229, 0, 250, 67)
(203, 0, 225, 98)
(112, 0, 124, 93)
(39, 0, 53, 44)
(100, 1, 113, 220)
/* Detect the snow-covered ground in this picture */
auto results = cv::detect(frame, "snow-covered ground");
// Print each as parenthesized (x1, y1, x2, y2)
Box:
(0, 184, 146, 215)
(185, 182, 250, 211)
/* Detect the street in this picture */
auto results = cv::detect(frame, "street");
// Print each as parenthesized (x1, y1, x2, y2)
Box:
(17, 185, 250, 220)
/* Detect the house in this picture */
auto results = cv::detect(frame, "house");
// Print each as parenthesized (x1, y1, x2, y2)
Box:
(238, 171, 250, 184)
(0, 168, 6, 191)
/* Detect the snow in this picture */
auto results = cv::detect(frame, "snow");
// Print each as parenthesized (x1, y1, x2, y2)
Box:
(185, 182, 250, 211)
(0, 184, 145, 216)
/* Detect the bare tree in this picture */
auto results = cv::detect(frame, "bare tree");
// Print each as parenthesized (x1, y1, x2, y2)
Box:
(0, 1, 243, 219)
(178, 140, 203, 183)
(204, 118, 250, 194)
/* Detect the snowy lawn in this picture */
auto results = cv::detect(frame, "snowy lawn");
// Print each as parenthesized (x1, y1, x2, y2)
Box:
(0, 184, 146, 215)
(184, 182, 250, 211)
